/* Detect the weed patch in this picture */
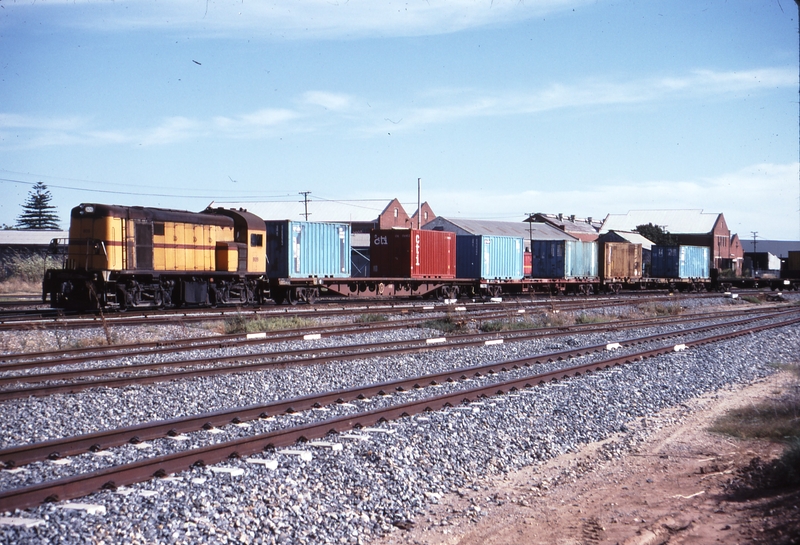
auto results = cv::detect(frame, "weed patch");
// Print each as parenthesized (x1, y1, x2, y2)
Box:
(223, 315, 314, 334)
(574, 313, 608, 325)
(354, 314, 388, 324)
(420, 315, 468, 334)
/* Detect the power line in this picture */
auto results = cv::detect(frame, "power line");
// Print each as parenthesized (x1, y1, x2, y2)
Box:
(0, 178, 295, 201)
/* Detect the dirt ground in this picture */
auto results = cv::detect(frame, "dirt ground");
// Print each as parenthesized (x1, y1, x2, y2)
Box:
(377, 372, 800, 545)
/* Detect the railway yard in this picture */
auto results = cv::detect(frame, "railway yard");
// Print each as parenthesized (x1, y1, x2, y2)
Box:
(0, 292, 798, 544)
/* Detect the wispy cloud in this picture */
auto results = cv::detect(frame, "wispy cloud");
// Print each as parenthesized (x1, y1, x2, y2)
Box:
(0, 67, 793, 149)
(6, 0, 591, 39)
(420, 162, 800, 240)
(301, 91, 354, 112)
(368, 67, 796, 133)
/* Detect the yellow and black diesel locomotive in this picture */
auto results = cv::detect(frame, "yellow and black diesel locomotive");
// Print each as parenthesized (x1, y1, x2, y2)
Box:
(43, 203, 268, 309)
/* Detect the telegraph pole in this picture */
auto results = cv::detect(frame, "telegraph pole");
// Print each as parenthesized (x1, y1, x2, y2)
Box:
(416, 178, 421, 229)
(751, 231, 758, 254)
(299, 191, 311, 221)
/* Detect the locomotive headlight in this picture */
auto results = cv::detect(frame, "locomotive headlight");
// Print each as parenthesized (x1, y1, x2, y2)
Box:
(84, 205, 94, 213)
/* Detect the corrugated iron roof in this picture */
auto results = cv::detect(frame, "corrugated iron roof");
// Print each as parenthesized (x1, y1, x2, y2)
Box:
(0, 230, 68, 245)
(603, 230, 655, 251)
(741, 239, 800, 258)
(210, 200, 388, 223)
(600, 210, 721, 235)
(533, 213, 602, 234)
(423, 217, 576, 241)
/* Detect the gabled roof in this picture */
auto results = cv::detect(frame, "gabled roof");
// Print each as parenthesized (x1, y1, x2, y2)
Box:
(423, 217, 576, 241)
(210, 200, 388, 223)
(0, 230, 69, 245)
(600, 210, 721, 235)
(601, 230, 655, 251)
(532, 213, 602, 234)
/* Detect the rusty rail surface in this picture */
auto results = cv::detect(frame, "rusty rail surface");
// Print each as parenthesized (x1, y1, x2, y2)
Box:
(0, 309, 794, 401)
(0, 304, 775, 370)
(0, 291, 729, 331)
(0, 312, 797, 512)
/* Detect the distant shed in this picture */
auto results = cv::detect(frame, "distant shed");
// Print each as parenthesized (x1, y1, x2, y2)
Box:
(0, 229, 68, 279)
(422, 217, 576, 251)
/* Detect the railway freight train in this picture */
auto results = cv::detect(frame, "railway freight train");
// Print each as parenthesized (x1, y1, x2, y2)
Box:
(43, 203, 800, 310)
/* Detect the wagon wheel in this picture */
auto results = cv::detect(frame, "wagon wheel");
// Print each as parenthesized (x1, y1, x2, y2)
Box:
(286, 288, 298, 306)
(305, 288, 318, 305)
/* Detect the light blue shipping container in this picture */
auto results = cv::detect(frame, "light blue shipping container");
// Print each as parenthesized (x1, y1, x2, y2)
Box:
(456, 235, 524, 280)
(265, 221, 351, 279)
(531, 240, 598, 278)
(650, 245, 710, 279)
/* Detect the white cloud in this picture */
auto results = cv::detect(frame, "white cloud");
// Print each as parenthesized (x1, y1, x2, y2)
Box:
(0, 66, 793, 149)
(8, 0, 591, 40)
(301, 91, 353, 112)
(367, 67, 796, 133)
(421, 162, 800, 240)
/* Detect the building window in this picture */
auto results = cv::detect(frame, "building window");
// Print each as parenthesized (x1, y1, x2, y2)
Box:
(424, 211, 428, 220)
(394, 208, 398, 218)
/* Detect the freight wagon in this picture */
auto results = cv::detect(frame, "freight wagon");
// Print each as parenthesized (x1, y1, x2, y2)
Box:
(264, 220, 350, 304)
(650, 245, 709, 279)
(43, 202, 799, 310)
(456, 235, 524, 281)
(599, 242, 642, 293)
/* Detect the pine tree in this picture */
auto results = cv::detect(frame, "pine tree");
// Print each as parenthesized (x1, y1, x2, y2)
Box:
(16, 182, 61, 230)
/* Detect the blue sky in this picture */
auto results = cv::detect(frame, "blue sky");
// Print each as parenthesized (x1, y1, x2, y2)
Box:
(1, 0, 798, 240)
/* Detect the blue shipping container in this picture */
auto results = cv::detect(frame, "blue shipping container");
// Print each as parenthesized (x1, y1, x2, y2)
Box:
(456, 235, 524, 280)
(531, 240, 598, 278)
(265, 221, 351, 279)
(650, 245, 709, 279)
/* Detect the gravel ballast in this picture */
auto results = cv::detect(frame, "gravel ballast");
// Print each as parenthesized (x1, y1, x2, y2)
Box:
(1, 297, 798, 544)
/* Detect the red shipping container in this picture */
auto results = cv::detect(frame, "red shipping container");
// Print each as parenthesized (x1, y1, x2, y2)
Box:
(370, 229, 456, 279)
(523, 251, 532, 277)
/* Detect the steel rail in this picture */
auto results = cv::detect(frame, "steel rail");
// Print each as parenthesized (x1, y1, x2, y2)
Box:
(0, 313, 797, 512)
(2, 311, 798, 470)
(0, 291, 727, 330)
(0, 304, 776, 374)
(1, 309, 795, 400)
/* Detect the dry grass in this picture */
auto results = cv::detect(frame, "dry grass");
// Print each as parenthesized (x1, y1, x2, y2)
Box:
(710, 365, 800, 441)
(636, 302, 683, 317)
(710, 363, 800, 485)
(354, 314, 389, 324)
(222, 315, 314, 334)
(0, 277, 41, 295)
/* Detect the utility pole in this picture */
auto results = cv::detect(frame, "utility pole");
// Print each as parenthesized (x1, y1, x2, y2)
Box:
(526, 213, 535, 250)
(751, 231, 758, 254)
(299, 191, 311, 221)
(416, 178, 421, 230)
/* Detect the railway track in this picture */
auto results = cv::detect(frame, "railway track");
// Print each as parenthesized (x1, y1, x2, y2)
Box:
(0, 290, 762, 330)
(0, 308, 793, 400)
(0, 303, 776, 369)
(0, 310, 797, 512)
